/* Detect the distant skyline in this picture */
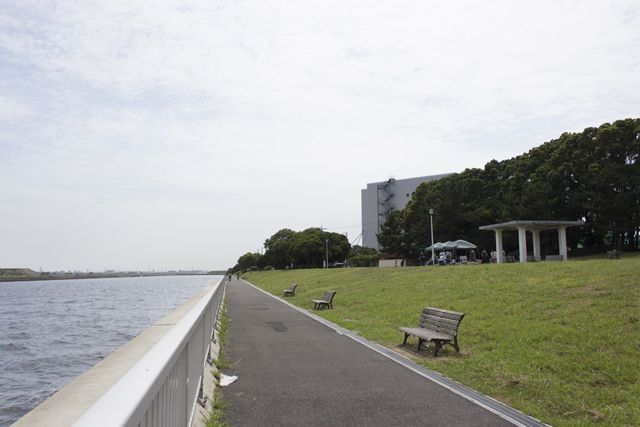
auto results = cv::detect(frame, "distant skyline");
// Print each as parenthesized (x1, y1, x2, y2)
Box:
(1, 0, 639, 271)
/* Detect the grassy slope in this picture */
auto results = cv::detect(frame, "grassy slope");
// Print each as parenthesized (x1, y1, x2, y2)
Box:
(0, 268, 39, 277)
(244, 257, 639, 427)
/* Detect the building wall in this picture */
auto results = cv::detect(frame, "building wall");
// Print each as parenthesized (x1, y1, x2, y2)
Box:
(361, 173, 452, 250)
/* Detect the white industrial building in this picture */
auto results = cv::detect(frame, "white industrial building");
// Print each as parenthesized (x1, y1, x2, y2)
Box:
(361, 173, 452, 250)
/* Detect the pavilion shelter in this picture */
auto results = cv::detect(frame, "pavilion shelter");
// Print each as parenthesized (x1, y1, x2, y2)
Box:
(479, 220, 582, 264)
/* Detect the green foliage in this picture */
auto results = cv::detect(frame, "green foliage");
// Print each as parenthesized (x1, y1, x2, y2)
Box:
(233, 228, 352, 271)
(215, 301, 230, 369)
(377, 210, 408, 255)
(285, 228, 350, 269)
(380, 119, 640, 256)
(263, 266, 274, 271)
(348, 255, 378, 267)
(249, 266, 259, 272)
(0, 268, 39, 277)
(246, 257, 640, 427)
(202, 301, 230, 427)
(349, 245, 378, 257)
(260, 228, 297, 269)
(232, 252, 263, 273)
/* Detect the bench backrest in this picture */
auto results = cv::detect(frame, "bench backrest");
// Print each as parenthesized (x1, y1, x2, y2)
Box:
(418, 307, 465, 337)
(323, 290, 336, 302)
(290, 284, 297, 292)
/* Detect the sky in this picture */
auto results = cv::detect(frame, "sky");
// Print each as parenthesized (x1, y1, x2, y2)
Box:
(1, 0, 639, 272)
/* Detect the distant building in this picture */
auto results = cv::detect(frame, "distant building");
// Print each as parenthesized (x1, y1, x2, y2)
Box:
(361, 173, 452, 250)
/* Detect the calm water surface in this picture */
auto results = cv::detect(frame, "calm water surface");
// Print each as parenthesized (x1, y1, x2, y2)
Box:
(0, 275, 221, 426)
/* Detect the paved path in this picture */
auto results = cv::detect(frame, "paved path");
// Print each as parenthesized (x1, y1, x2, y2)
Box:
(221, 279, 537, 427)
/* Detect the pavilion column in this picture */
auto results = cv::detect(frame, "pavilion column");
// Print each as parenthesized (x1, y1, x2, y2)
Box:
(518, 226, 528, 263)
(558, 226, 568, 261)
(532, 230, 541, 262)
(495, 230, 503, 264)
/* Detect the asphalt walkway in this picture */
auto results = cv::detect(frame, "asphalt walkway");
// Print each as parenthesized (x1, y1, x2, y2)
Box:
(221, 278, 545, 427)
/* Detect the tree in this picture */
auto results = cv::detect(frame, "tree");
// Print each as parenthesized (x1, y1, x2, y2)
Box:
(380, 118, 640, 255)
(260, 229, 297, 269)
(233, 252, 263, 273)
(377, 210, 410, 255)
(285, 228, 351, 268)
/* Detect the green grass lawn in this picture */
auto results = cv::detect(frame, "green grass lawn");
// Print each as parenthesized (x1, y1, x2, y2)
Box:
(243, 257, 639, 427)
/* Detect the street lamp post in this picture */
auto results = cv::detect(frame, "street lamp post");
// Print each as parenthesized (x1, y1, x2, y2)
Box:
(326, 239, 329, 269)
(429, 209, 435, 266)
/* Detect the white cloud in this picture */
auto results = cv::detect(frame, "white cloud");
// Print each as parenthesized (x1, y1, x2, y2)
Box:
(1, 0, 639, 270)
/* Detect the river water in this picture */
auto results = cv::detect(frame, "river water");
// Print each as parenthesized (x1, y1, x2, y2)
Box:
(0, 275, 221, 426)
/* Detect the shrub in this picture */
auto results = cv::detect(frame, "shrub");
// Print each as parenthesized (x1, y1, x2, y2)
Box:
(349, 255, 379, 267)
(249, 266, 259, 272)
(264, 266, 274, 271)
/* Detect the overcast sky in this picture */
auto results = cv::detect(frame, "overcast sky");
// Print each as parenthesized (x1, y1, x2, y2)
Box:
(1, 0, 639, 272)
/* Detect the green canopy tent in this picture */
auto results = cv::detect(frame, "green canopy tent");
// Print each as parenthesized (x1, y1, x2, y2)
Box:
(426, 240, 478, 264)
(449, 239, 477, 249)
(425, 242, 445, 251)
(446, 239, 478, 261)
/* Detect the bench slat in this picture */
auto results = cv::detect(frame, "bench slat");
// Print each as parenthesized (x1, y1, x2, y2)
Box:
(398, 327, 452, 340)
(420, 313, 462, 326)
(418, 324, 459, 337)
(423, 307, 464, 319)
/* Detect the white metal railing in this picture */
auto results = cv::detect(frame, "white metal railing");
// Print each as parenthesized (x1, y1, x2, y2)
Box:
(71, 278, 226, 427)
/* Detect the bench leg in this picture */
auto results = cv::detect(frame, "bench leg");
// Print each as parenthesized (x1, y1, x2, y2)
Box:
(417, 339, 426, 351)
(452, 336, 460, 352)
(433, 340, 443, 357)
(402, 333, 410, 346)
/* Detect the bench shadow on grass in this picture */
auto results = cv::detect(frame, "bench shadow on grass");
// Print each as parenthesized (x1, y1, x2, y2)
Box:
(394, 343, 468, 361)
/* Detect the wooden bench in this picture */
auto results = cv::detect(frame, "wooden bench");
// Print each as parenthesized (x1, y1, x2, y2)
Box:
(545, 255, 564, 261)
(312, 290, 336, 310)
(398, 307, 465, 356)
(607, 251, 621, 260)
(283, 284, 297, 297)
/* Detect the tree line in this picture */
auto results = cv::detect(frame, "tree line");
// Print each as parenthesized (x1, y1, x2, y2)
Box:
(231, 228, 378, 273)
(378, 118, 640, 260)
(231, 118, 639, 271)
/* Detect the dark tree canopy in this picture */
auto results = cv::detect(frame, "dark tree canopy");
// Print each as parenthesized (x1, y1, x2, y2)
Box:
(233, 227, 352, 271)
(378, 119, 640, 258)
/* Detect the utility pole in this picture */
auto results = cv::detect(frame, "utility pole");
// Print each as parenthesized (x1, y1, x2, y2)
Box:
(429, 209, 435, 266)
(326, 239, 329, 268)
